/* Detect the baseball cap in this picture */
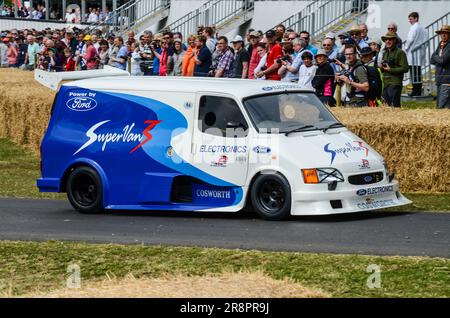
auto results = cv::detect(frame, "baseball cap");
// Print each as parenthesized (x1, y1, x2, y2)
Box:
(231, 35, 244, 43)
(325, 32, 336, 40)
(249, 30, 260, 38)
(84, 35, 92, 41)
(265, 30, 276, 38)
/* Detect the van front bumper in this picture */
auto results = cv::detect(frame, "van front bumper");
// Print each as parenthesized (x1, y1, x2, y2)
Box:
(290, 180, 411, 215)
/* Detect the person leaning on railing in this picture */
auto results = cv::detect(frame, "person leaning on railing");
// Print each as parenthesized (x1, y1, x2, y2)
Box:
(431, 25, 450, 109)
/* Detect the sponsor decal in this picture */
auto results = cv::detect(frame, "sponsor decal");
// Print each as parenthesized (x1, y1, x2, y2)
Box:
(356, 185, 394, 196)
(357, 199, 395, 210)
(66, 96, 98, 112)
(324, 141, 369, 165)
(358, 159, 371, 170)
(253, 146, 271, 154)
(184, 101, 192, 109)
(199, 145, 247, 153)
(262, 84, 299, 91)
(73, 119, 161, 155)
(191, 184, 236, 205)
(210, 155, 228, 167)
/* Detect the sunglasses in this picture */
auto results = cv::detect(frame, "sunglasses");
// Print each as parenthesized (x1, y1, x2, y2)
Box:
(323, 44, 332, 47)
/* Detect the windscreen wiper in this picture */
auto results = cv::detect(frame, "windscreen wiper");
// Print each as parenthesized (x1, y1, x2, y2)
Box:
(322, 123, 345, 133)
(284, 125, 317, 136)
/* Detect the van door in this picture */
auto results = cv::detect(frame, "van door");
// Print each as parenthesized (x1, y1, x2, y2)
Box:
(191, 94, 250, 186)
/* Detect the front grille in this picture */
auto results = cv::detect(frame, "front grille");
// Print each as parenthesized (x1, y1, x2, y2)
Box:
(348, 172, 384, 185)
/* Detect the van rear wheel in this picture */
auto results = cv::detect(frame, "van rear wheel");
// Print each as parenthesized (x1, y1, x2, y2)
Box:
(67, 166, 104, 214)
(250, 173, 291, 221)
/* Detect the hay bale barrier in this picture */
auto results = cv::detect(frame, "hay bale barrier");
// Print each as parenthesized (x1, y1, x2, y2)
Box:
(0, 69, 449, 193)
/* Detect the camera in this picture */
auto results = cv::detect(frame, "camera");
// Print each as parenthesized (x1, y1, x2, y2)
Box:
(276, 55, 290, 64)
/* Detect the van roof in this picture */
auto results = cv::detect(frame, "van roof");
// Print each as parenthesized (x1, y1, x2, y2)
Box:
(62, 76, 315, 99)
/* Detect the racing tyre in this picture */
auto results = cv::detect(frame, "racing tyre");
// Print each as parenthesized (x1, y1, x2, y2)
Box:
(67, 166, 104, 214)
(251, 173, 291, 221)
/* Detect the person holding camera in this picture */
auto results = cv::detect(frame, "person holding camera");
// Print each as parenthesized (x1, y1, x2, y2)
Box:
(312, 50, 336, 106)
(138, 31, 154, 76)
(277, 38, 309, 82)
(380, 32, 409, 107)
(336, 46, 369, 107)
(277, 42, 298, 82)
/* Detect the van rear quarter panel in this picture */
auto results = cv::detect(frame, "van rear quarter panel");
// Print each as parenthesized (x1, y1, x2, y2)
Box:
(42, 86, 196, 206)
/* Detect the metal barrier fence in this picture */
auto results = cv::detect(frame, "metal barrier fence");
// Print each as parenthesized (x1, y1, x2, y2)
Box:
(163, 0, 255, 38)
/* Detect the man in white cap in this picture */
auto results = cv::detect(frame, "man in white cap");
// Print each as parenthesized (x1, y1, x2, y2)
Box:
(231, 35, 249, 79)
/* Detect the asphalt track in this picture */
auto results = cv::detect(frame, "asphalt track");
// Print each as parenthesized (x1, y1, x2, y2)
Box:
(0, 198, 449, 258)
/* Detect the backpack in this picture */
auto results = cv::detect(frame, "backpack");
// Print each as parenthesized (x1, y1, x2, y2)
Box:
(351, 64, 383, 101)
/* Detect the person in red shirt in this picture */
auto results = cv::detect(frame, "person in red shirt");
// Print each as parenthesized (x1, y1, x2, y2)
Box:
(256, 30, 282, 80)
(247, 31, 261, 79)
(64, 47, 76, 71)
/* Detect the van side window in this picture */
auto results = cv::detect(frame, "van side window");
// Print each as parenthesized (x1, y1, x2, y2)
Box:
(198, 96, 248, 138)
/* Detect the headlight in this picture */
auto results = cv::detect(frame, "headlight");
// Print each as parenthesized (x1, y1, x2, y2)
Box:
(302, 168, 344, 184)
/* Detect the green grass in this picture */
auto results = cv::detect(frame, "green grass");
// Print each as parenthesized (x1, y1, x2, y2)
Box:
(0, 241, 448, 297)
(400, 100, 437, 110)
(0, 139, 62, 199)
(0, 138, 449, 210)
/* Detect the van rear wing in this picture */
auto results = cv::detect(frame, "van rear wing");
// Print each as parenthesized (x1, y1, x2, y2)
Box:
(35, 66, 130, 91)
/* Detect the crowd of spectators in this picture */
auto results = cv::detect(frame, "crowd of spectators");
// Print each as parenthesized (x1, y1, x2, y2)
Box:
(0, 11, 449, 108)
(1, 4, 112, 23)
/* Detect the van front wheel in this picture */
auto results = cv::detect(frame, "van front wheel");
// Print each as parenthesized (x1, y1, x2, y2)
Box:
(251, 173, 291, 221)
(67, 166, 104, 214)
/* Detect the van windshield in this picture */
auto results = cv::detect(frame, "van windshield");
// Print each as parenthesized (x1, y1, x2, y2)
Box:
(243, 92, 340, 133)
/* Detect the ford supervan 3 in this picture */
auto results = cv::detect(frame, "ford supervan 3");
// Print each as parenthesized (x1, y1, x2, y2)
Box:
(37, 72, 410, 220)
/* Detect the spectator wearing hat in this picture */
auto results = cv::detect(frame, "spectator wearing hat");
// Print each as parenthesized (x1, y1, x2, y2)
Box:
(213, 36, 234, 78)
(256, 30, 282, 80)
(325, 33, 339, 55)
(368, 38, 382, 67)
(312, 49, 336, 106)
(247, 30, 261, 79)
(360, 46, 375, 67)
(431, 25, 450, 109)
(348, 25, 368, 51)
(336, 45, 369, 107)
(81, 35, 98, 70)
(231, 35, 250, 79)
(380, 31, 409, 107)
(62, 28, 78, 57)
